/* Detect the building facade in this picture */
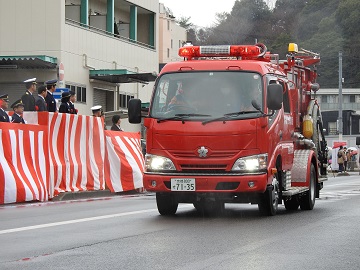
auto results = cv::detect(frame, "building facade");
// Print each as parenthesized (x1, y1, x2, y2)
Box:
(158, 3, 187, 72)
(0, 0, 159, 132)
(316, 88, 360, 146)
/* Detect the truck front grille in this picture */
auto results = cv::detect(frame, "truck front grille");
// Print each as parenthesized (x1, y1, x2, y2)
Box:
(180, 164, 227, 171)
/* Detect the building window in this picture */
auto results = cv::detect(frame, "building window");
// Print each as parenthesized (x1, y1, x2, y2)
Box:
(167, 20, 170, 30)
(328, 122, 337, 135)
(322, 95, 327, 103)
(350, 95, 355, 103)
(167, 48, 170, 58)
(65, 84, 86, 103)
(171, 39, 173, 49)
(119, 93, 134, 108)
(179, 40, 181, 48)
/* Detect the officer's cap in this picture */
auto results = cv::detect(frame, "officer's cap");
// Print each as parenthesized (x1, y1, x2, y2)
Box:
(91, 105, 102, 113)
(24, 78, 37, 84)
(61, 92, 71, 99)
(0, 94, 9, 101)
(11, 99, 24, 109)
(45, 79, 57, 86)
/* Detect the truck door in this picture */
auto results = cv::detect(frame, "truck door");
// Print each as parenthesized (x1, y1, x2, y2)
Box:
(281, 81, 294, 170)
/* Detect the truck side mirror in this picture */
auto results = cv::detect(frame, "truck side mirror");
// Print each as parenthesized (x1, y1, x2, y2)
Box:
(267, 84, 283, 111)
(128, 99, 142, 124)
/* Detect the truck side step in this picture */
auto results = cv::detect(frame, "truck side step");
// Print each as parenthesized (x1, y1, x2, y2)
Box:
(282, 187, 309, 197)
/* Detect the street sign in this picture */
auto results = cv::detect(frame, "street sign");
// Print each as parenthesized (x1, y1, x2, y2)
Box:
(54, 88, 69, 100)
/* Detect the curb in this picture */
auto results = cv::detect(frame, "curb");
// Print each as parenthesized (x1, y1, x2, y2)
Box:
(51, 189, 150, 201)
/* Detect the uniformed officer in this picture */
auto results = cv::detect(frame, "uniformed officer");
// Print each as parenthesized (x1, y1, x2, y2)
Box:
(0, 94, 10, 122)
(91, 105, 102, 117)
(59, 92, 71, 113)
(10, 99, 26, 124)
(69, 91, 78, 114)
(45, 79, 58, 112)
(21, 78, 37, 111)
(35, 85, 48, 111)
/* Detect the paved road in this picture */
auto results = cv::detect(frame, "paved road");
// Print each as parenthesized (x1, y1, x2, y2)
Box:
(1, 173, 360, 270)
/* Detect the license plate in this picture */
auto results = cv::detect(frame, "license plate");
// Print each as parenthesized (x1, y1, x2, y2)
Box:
(171, 178, 195, 191)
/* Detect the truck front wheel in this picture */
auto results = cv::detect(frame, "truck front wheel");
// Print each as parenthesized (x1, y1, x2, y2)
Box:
(156, 193, 178, 215)
(258, 177, 279, 216)
(299, 163, 316, 210)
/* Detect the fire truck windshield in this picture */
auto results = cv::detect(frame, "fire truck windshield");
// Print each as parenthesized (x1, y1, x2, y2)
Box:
(150, 71, 263, 120)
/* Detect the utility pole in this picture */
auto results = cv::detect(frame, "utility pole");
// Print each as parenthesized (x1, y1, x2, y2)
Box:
(338, 51, 343, 141)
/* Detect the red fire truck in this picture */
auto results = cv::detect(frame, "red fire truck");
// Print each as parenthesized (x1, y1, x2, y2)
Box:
(129, 43, 328, 216)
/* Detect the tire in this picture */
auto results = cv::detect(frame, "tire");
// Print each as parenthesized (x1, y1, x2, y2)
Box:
(300, 164, 316, 210)
(156, 193, 178, 215)
(258, 176, 279, 216)
(284, 196, 299, 211)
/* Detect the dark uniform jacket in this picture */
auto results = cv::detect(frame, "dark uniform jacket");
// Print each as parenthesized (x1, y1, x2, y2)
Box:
(69, 102, 77, 114)
(45, 91, 57, 112)
(21, 90, 36, 111)
(35, 95, 47, 111)
(59, 102, 70, 113)
(11, 113, 25, 124)
(0, 108, 10, 122)
(110, 124, 123, 131)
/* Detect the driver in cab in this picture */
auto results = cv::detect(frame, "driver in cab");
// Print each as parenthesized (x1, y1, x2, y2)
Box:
(167, 82, 197, 111)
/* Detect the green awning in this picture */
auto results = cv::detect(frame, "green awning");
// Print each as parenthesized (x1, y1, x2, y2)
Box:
(89, 69, 157, 84)
(0, 55, 57, 69)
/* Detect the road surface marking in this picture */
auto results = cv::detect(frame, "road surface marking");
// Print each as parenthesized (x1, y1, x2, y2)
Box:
(0, 205, 192, 235)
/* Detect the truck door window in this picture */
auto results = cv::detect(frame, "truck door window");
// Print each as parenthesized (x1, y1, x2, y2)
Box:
(282, 82, 291, 113)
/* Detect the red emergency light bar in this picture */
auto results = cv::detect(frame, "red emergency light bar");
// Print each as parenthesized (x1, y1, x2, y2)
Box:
(178, 44, 264, 60)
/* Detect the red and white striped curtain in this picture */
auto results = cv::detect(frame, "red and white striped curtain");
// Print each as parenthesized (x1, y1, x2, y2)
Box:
(0, 112, 144, 204)
(105, 131, 144, 192)
(0, 123, 48, 204)
(47, 113, 106, 196)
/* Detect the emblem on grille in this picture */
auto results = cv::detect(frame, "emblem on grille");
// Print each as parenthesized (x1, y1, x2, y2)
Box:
(197, 146, 208, 158)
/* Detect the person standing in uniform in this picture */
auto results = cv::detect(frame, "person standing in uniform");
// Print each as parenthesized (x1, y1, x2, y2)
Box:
(45, 79, 58, 112)
(0, 94, 10, 122)
(59, 92, 71, 113)
(35, 85, 48, 111)
(91, 105, 107, 129)
(21, 78, 37, 111)
(110, 115, 124, 131)
(10, 99, 26, 124)
(91, 105, 102, 117)
(69, 91, 78, 114)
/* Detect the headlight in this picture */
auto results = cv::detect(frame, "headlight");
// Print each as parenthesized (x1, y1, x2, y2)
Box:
(231, 154, 268, 172)
(145, 154, 176, 171)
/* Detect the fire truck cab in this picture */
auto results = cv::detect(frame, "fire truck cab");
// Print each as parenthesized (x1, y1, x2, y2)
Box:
(129, 43, 328, 216)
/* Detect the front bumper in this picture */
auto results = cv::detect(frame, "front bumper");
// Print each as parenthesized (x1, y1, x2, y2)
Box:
(143, 172, 268, 193)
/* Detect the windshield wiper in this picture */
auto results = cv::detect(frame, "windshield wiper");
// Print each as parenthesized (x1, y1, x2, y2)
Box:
(157, 113, 211, 123)
(202, 111, 259, 125)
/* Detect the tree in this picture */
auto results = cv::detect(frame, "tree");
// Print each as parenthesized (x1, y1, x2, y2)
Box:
(176, 16, 193, 30)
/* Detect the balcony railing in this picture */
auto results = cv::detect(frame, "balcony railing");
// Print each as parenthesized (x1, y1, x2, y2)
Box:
(320, 102, 360, 111)
(65, 18, 155, 50)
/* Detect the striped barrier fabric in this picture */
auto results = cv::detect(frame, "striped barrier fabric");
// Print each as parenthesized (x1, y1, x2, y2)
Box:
(104, 131, 144, 192)
(47, 113, 106, 196)
(0, 123, 48, 204)
(0, 112, 144, 204)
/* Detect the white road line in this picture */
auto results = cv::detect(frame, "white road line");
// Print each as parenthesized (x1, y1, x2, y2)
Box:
(0, 209, 157, 235)
(0, 204, 193, 235)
